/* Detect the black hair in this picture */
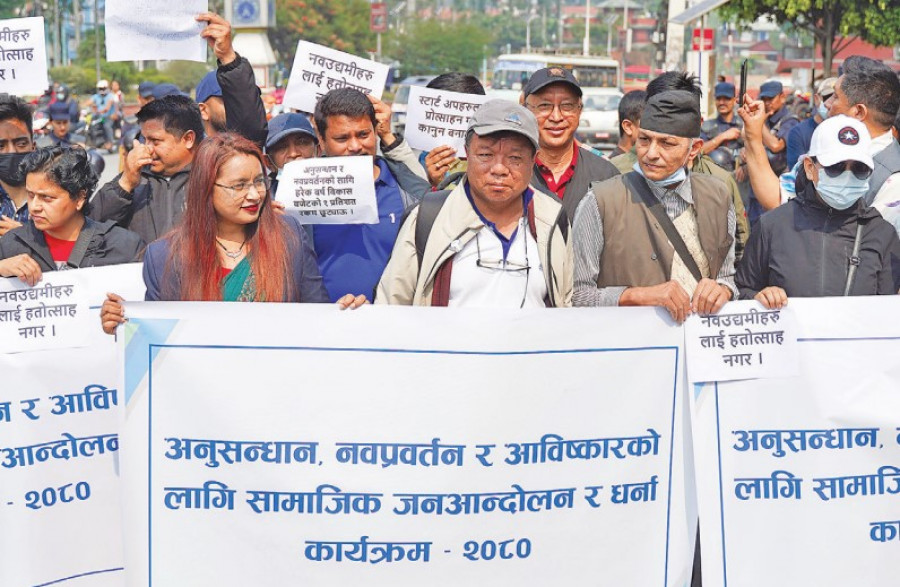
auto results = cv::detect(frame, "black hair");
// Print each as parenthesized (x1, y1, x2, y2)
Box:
(618, 90, 647, 137)
(427, 73, 486, 95)
(646, 71, 702, 102)
(0, 93, 34, 135)
(19, 146, 98, 215)
(313, 88, 377, 138)
(136, 94, 204, 142)
(840, 56, 900, 130)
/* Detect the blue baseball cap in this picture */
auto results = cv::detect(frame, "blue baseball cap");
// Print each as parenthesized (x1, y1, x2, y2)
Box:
(48, 101, 71, 121)
(195, 71, 222, 104)
(759, 81, 784, 99)
(714, 82, 735, 98)
(152, 83, 183, 100)
(138, 81, 156, 98)
(266, 113, 317, 151)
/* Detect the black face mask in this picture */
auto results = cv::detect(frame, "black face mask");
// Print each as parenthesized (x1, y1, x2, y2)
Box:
(0, 152, 30, 187)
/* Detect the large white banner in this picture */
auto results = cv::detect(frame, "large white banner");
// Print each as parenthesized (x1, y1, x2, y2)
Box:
(0, 264, 145, 587)
(120, 304, 695, 586)
(693, 297, 900, 586)
(0, 17, 49, 96)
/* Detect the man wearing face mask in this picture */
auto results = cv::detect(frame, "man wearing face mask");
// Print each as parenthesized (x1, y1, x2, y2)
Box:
(737, 115, 900, 304)
(573, 90, 737, 323)
(0, 94, 36, 237)
(785, 77, 836, 170)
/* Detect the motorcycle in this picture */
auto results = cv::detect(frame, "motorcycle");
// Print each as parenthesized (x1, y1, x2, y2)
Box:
(82, 110, 108, 150)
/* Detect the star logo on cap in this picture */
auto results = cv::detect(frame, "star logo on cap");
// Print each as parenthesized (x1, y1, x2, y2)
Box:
(549, 67, 565, 77)
(504, 112, 522, 126)
(838, 126, 859, 145)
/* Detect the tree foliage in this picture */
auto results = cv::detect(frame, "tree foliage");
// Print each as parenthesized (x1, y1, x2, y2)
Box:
(270, 0, 375, 66)
(720, 0, 900, 76)
(386, 19, 491, 78)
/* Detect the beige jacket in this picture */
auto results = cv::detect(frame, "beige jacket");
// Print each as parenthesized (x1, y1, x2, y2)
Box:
(375, 179, 573, 307)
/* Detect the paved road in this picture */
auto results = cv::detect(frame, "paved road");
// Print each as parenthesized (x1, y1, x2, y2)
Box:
(97, 150, 121, 187)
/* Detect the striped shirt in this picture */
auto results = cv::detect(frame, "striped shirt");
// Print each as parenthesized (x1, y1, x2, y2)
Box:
(572, 171, 738, 306)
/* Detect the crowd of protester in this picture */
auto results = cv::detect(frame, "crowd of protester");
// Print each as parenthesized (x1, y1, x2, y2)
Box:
(0, 12, 896, 337)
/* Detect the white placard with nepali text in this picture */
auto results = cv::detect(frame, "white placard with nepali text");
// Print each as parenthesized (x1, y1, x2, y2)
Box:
(0, 263, 145, 587)
(693, 296, 900, 586)
(684, 300, 799, 383)
(275, 156, 379, 225)
(405, 86, 489, 155)
(282, 41, 388, 113)
(119, 303, 695, 586)
(104, 0, 207, 63)
(0, 17, 49, 96)
(0, 271, 94, 353)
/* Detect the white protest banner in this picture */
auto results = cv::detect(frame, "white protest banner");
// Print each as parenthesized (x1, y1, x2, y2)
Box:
(405, 86, 490, 155)
(0, 17, 49, 96)
(282, 41, 389, 113)
(692, 297, 900, 586)
(0, 270, 97, 353)
(683, 300, 798, 383)
(275, 156, 378, 225)
(104, 0, 207, 63)
(120, 304, 695, 586)
(0, 264, 145, 587)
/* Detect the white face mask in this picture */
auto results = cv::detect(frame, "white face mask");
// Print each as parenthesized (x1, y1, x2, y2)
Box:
(633, 147, 693, 188)
(815, 170, 869, 210)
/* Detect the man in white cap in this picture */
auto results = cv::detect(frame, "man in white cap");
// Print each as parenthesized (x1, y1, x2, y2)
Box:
(376, 99, 572, 307)
(91, 80, 116, 151)
(737, 114, 900, 304)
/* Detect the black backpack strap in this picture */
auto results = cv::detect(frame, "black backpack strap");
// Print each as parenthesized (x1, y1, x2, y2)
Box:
(413, 190, 451, 269)
(623, 172, 704, 283)
(66, 224, 98, 269)
(844, 221, 865, 296)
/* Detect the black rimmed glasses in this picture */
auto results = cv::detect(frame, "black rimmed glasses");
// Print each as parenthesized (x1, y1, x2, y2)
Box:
(524, 101, 581, 117)
(214, 177, 269, 199)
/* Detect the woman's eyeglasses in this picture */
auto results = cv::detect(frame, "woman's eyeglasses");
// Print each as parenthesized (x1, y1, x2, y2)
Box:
(817, 160, 872, 181)
(215, 177, 269, 199)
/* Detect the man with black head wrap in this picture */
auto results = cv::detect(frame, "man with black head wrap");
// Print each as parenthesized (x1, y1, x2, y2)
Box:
(573, 90, 737, 323)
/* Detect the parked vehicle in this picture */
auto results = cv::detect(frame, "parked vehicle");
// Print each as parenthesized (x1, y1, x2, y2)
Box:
(577, 89, 623, 147)
(489, 53, 620, 102)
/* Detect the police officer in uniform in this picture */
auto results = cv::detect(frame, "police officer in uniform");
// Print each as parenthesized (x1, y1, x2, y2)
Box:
(701, 81, 742, 172)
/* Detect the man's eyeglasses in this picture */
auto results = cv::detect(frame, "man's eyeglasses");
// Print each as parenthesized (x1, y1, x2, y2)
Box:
(475, 230, 531, 308)
(214, 177, 269, 199)
(816, 159, 872, 181)
(525, 101, 581, 117)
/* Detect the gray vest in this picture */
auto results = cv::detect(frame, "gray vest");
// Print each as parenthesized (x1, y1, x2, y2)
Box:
(866, 137, 900, 205)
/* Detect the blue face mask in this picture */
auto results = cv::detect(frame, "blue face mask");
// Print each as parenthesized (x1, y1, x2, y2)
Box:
(815, 170, 869, 210)
(632, 158, 688, 188)
(817, 103, 829, 119)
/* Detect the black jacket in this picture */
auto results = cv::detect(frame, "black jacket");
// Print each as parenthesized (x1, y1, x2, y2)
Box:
(737, 171, 900, 299)
(531, 146, 620, 221)
(218, 53, 268, 150)
(0, 217, 144, 270)
(89, 166, 191, 245)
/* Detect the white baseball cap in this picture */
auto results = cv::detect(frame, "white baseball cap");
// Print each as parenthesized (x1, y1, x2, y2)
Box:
(807, 114, 873, 169)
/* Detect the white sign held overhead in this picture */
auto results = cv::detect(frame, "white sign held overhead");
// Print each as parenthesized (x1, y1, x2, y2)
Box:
(104, 0, 207, 63)
(405, 86, 489, 156)
(282, 41, 389, 113)
(0, 17, 49, 96)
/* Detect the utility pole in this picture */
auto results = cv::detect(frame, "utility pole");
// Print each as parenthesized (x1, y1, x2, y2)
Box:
(582, 0, 590, 56)
(94, 0, 101, 83)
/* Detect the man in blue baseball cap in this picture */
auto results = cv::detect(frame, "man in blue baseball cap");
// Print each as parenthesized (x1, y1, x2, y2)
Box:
(746, 80, 799, 223)
(37, 102, 85, 148)
(195, 70, 226, 137)
(700, 81, 742, 172)
(194, 11, 268, 149)
(264, 112, 318, 194)
(137, 81, 156, 107)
